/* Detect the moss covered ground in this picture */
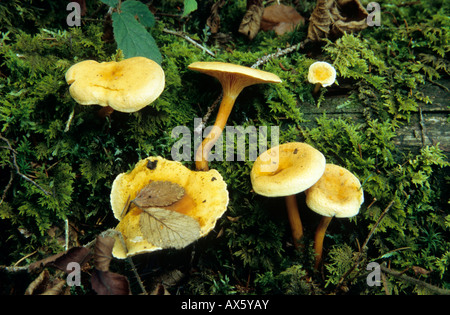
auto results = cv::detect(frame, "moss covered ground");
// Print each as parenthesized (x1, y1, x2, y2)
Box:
(0, 0, 449, 295)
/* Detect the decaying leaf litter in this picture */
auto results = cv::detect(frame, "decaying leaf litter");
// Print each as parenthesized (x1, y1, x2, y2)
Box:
(0, 0, 449, 296)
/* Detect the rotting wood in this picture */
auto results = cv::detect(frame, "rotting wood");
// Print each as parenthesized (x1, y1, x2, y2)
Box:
(300, 79, 450, 157)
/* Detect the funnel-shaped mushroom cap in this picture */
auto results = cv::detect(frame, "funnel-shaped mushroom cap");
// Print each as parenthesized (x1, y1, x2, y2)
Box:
(251, 142, 326, 197)
(110, 157, 229, 258)
(305, 164, 364, 218)
(188, 61, 281, 97)
(65, 57, 165, 113)
(308, 61, 336, 87)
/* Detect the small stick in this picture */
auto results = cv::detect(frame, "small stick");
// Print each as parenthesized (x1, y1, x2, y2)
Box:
(334, 199, 395, 292)
(163, 28, 216, 57)
(380, 264, 450, 295)
(251, 39, 311, 69)
(0, 135, 51, 196)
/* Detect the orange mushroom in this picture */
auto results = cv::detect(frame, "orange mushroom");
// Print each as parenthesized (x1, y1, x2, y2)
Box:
(188, 61, 281, 171)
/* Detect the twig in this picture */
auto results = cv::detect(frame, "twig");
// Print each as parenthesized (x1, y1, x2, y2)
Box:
(162, 28, 215, 57)
(360, 199, 395, 251)
(64, 218, 70, 251)
(0, 135, 52, 196)
(0, 171, 13, 206)
(334, 199, 395, 292)
(251, 39, 311, 69)
(380, 264, 450, 295)
(195, 92, 223, 134)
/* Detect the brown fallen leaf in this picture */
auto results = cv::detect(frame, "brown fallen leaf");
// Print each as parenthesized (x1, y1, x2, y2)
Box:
(91, 270, 131, 295)
(40, 279, 67, 295)
(28, 246, 92, 273)
(140, 207, 201, 249)
(307, 0, 368, 41)
(260, 4, 305, 35)
(94, 235, 115, 272)
(132, 181, 185, 208)
(238, 0, 264, 40)
(25, 269, 50, 295)
(206, 0, 226, 34)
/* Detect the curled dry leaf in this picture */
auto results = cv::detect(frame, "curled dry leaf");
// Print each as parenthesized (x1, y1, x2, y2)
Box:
(25, 270, 68, 295)
(260, 4, 305, 35)
(140, 207, 201, 249)
(91, 235, 131, 295)
(91, 270, 131, 295)
(238, 0, 264, 40)
(28, 246, 92, 273)
(206, 0, 227, 34)
(307, 0, 368, 41)
(132, 180, 185, 208)
(94, 235, 115, 272)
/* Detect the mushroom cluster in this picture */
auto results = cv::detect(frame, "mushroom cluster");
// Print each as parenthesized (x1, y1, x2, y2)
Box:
(251, 143, 364, 269)
(64, 55, 361, 273)
(250, 142, 326, 247)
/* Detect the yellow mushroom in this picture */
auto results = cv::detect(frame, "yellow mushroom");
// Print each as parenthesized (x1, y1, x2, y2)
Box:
(307, 61, 336, 95)
(188, 61, 281, 171)
(65, 57, 165, 117)
(250, 142, 326, 247)
(110, 156, 229, 258)
(305, 164, 364, 269)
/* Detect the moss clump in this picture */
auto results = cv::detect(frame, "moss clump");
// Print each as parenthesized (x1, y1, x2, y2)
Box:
(0, 0, 448, 295)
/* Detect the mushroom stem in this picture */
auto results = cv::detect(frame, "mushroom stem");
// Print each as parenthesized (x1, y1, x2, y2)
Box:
(314, 215, 333, 270)
(312, 83, 321, 95)
(284, 194, 304, 248)
(195, 93, 237, 171)
(98, 105, 115, 118)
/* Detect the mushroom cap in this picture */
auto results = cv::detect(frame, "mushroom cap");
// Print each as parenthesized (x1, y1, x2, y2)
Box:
(110, 156, 229, 258)
(188, 61, 281, 96)
(250, 142, 326, 197)
(65, 57, 165, 113)
(307, 61, 336, 87)
(305, 164, 364, 218)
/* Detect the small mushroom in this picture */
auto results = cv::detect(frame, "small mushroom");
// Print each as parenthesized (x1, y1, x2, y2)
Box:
(250, 142, 326, 247)
(65, 57, 165, 117)
(307, 61, 336, 95)
(305, 164, 364, 269)
(110, 156, 229, 258)
(188, 61, 281, 171)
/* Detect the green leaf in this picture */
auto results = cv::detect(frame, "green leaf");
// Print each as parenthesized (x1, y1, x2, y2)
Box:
(120, 0, 155, 28)
(112, 11, 162, 64)
(183, 0, 198, 17)
(99, 0, 119, 8)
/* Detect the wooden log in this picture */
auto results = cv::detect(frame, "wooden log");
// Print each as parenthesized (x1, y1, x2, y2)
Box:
(301, 78, 450, 157)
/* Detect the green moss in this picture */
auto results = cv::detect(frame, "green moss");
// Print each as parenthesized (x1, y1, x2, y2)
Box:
(0, 0, 448, 295)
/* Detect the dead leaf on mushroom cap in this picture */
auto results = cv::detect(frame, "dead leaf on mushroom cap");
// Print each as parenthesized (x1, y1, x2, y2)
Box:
(132, 181, 185, 209)
(260, 4, 305, 36)
(110, 156, 229, 258)
(139, 207, 201, 250)
(307, 0, 368, 41)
